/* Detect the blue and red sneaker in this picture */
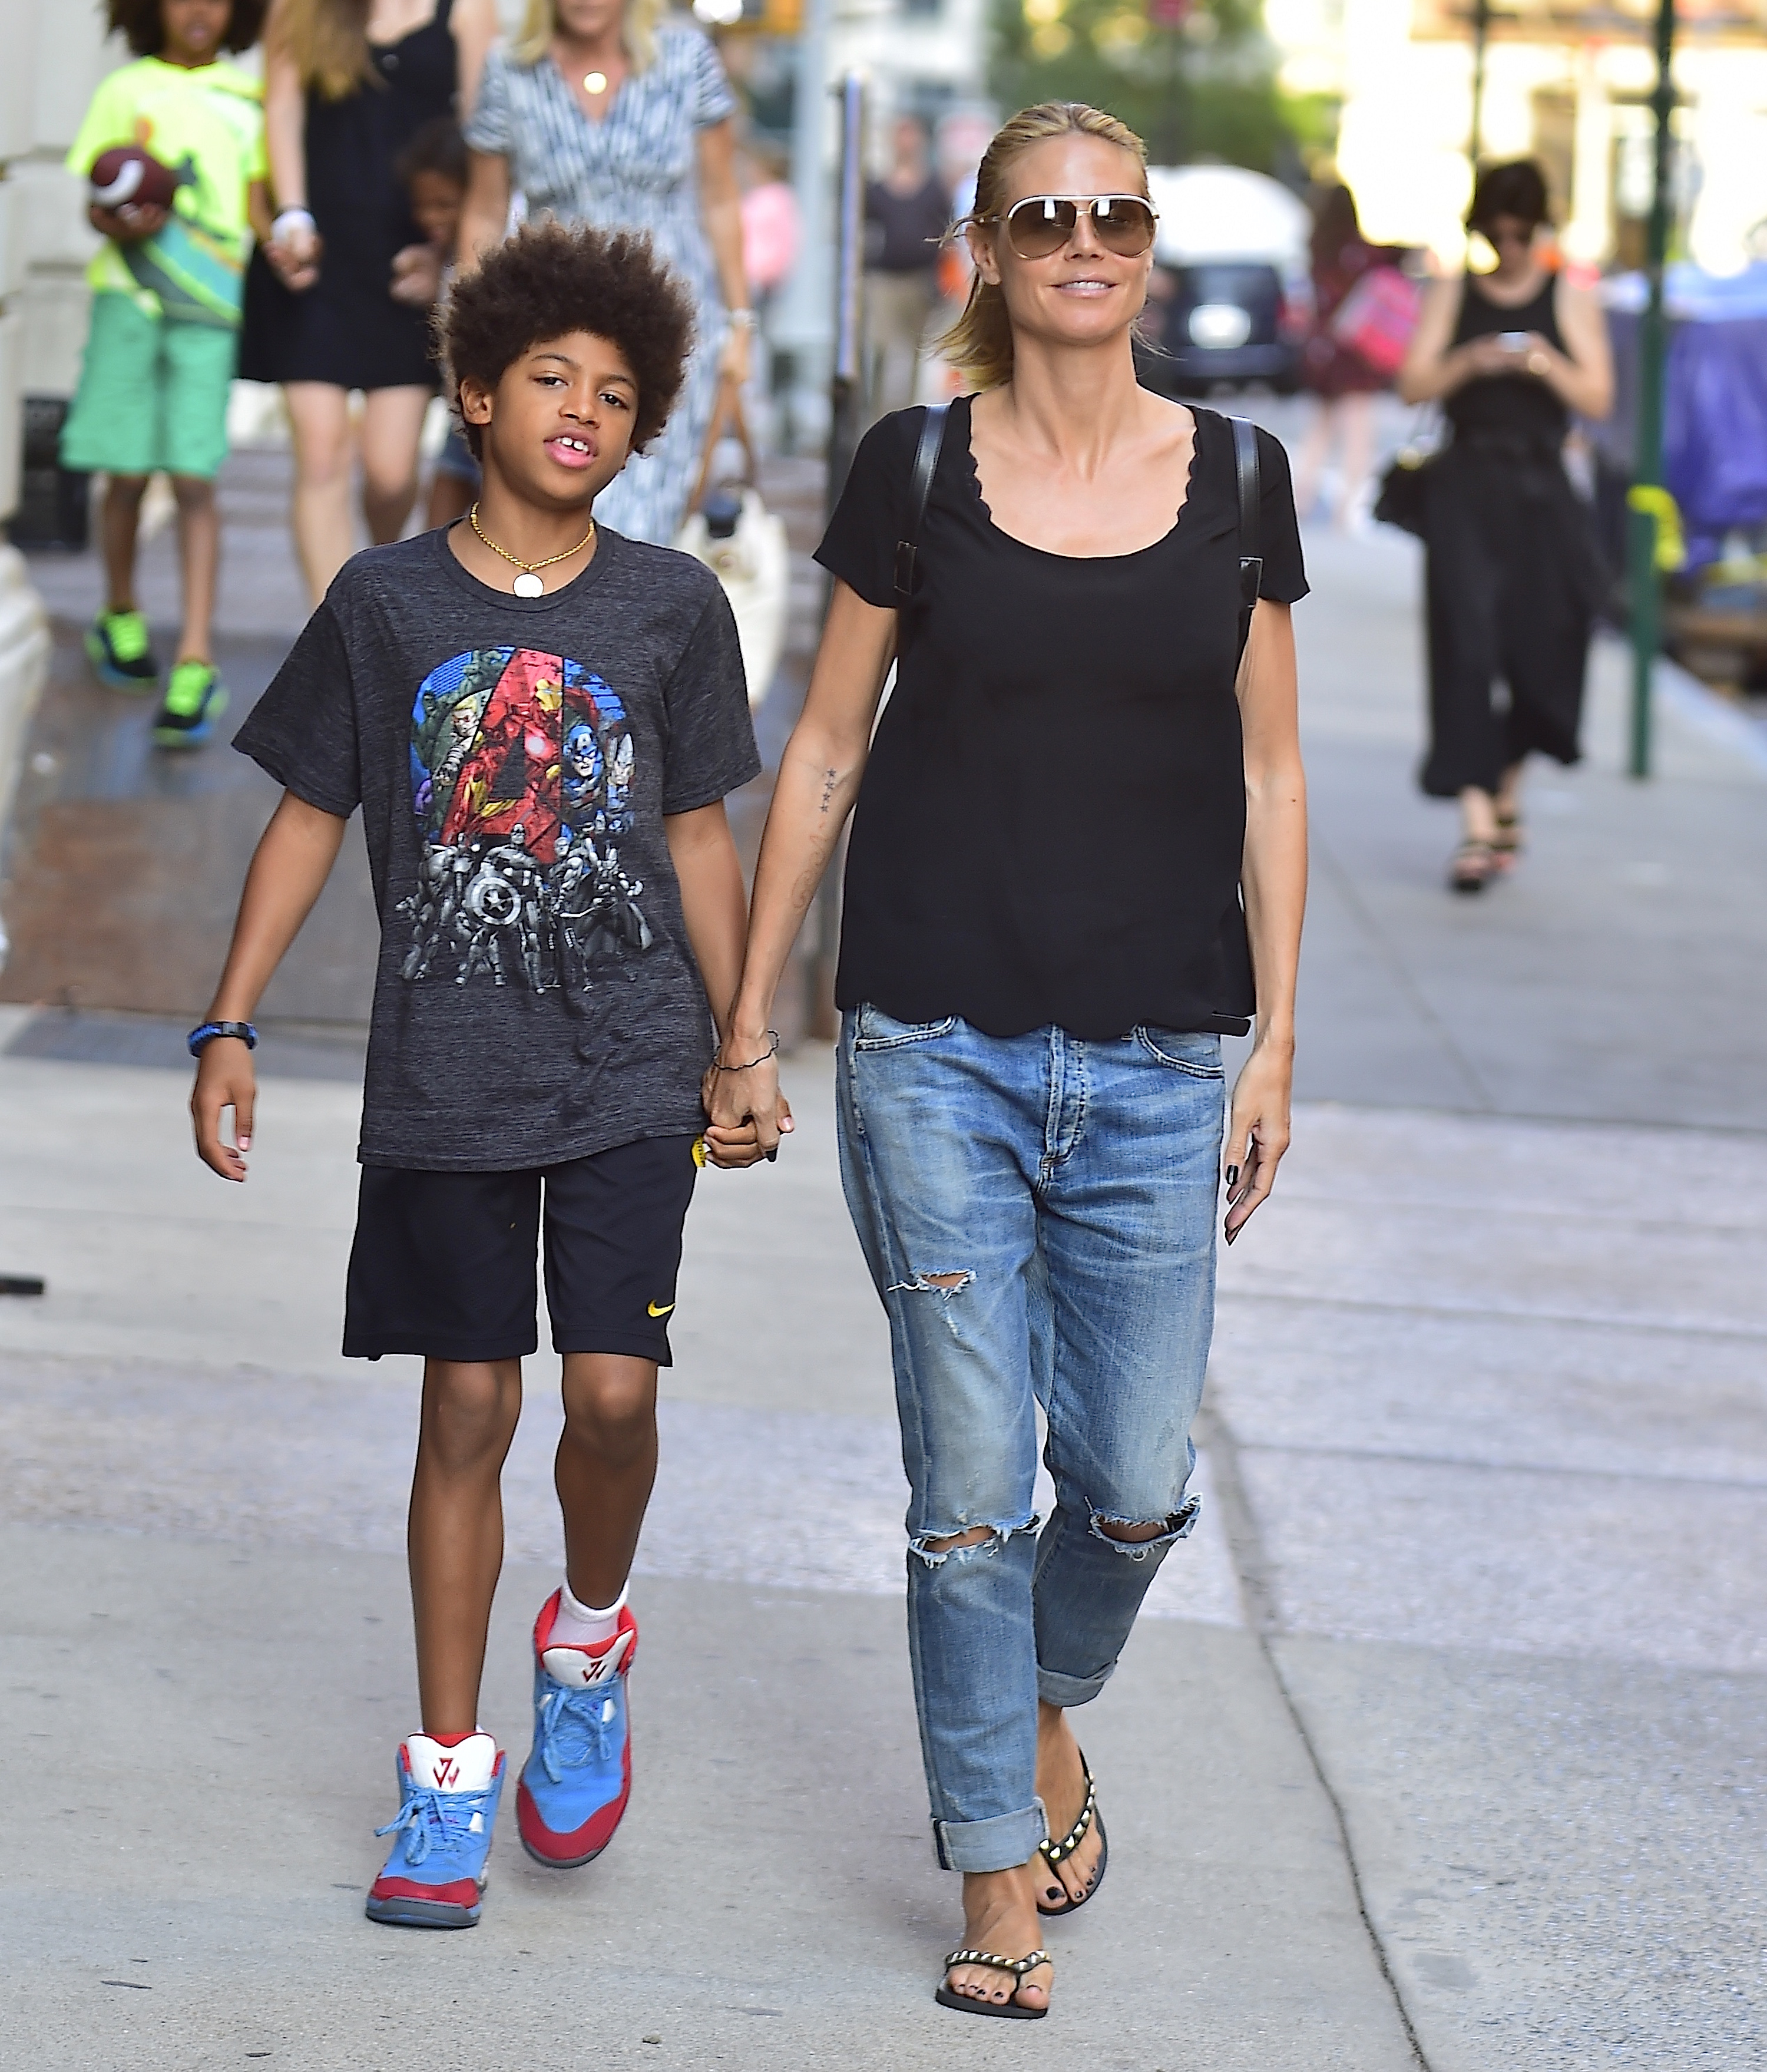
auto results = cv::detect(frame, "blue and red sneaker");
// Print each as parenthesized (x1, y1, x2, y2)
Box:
(517, 1590, 637, 1869)
(365, 1731, 504, 1928)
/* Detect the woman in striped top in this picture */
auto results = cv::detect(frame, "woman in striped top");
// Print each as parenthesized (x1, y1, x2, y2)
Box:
(459, 0, 753, 546)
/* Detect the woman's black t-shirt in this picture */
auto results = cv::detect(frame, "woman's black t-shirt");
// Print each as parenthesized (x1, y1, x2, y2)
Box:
(814, 396, 1307, 1039)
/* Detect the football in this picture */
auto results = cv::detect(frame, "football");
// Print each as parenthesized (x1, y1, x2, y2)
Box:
(90, 145, 182, 214)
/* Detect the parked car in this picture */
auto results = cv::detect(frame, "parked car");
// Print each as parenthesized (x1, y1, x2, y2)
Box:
(1137, 165, 1313, 396)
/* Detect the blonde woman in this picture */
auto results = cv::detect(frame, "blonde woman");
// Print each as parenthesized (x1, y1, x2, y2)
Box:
(243, 0, 498, 600)
(457, 0, 752, 546)
(710, 102, 1309, 2015)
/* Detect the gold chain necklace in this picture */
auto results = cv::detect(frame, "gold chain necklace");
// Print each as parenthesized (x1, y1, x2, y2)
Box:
(469, 503, 595, 596)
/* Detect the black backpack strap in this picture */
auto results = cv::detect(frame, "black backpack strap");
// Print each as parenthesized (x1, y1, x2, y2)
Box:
(1229, 414, 1262, 655)
(894, 402, 951, 607)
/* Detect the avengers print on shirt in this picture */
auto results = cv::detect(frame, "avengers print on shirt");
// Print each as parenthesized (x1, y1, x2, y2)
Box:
(398, 645, 651, 992)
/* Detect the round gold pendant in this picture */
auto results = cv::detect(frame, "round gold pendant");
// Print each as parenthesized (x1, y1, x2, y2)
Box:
(512, 570, 544, 597)
(584, 70, 607, 94)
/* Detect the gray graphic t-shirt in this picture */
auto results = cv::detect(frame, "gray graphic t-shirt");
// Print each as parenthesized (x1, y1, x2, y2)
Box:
(235, 527, 759, 1170)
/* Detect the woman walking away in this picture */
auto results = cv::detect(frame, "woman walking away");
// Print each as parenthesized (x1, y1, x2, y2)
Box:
(1398, 158, 1612, 892)
(458, 0, 753, 547)
(245, 0, 498, 603)
(709, 101, 1309, 2018)
(1292, 182, 1405, 527)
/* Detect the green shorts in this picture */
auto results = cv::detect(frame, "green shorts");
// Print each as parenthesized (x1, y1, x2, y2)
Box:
(59, 292, 237, 481)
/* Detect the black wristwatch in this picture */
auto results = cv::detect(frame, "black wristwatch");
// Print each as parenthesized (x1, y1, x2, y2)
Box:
(188, 1020, 258, 1057)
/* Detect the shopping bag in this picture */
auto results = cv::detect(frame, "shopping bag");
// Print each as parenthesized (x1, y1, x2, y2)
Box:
(674, 377, 790, 707)
(1329, 266, 1422, 378)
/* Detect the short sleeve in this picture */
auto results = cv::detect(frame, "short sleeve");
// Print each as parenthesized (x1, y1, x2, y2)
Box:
(67, 72, 133, 177)
(231, 600, 363, 817)
(1254, 425, 1309, 604)
(660, 586, 762, 814)
(686, 30, 737, 130)
(461, 49, 512, 158)
(812, 410, 919, 609)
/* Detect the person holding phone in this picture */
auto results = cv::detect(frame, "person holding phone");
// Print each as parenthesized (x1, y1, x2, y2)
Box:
(1398, 158, 1612, 891)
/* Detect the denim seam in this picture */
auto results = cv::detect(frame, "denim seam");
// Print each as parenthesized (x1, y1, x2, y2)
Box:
(1133, 1027, 1226, 1078)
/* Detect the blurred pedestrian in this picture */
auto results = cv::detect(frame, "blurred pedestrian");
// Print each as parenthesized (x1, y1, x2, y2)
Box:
(62, 0, 269, 749)
(1399, 160, 1612, 891)
(863, 114, 949, 419)
(709, 100, 1308, 2020)
(458, 0, 753, 546)
(1292, 183, 1407, 526)
(243, 0, 498, 603)
(389, 115, 480, 530)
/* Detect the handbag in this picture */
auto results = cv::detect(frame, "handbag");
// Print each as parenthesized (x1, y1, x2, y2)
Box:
(1374, 409, 1445, 538)
(1329, 265, 1422, 378)
(674, 377, 790, 707)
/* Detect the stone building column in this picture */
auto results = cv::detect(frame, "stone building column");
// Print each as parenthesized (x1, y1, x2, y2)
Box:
(0, 0, 75, 929)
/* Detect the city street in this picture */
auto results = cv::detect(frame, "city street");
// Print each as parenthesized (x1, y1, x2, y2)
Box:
(1, 450, 1763, 2070)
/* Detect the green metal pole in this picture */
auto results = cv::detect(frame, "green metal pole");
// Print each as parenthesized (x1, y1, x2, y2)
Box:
(1627, 0, 1677, 780)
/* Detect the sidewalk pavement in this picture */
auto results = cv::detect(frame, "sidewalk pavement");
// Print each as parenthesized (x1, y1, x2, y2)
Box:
(2, 494, 1764, 2068)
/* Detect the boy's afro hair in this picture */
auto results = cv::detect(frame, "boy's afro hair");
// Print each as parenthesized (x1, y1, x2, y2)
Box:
(443, 221, 695, 460)
(109, 0, 267, 56)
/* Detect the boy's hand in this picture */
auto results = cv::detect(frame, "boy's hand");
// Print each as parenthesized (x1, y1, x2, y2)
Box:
(389, 242, 442, 307)
(192, 1039, 257, 1182)
(90, 200, 168, 243)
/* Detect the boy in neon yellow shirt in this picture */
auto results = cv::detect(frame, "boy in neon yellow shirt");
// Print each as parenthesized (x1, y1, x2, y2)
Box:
(62, 0, 267, 748)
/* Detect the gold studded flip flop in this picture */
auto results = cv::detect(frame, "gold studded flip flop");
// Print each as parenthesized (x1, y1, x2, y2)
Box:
(1036, 1750, 1108, 1916)
(934, 1947, 1052, 2020)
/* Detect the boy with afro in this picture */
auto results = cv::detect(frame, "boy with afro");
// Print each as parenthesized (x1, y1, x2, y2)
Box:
(191, 222, 773, 1926)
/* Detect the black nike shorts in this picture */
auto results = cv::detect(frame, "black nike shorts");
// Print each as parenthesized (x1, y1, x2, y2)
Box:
(343, 1134, 700, 1364)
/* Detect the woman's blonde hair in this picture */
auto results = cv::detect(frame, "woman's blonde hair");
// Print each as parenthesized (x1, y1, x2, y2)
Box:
(939, 101, 1149, 392)
(512, 0, 664, 73)
(275, 0, 373, 101)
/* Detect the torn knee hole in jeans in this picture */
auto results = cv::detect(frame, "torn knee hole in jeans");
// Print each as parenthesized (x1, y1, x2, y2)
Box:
(1087, 1493, 1202, 1561)
(909, 1514, 1038, 1567)
(887, 1268, 975, 1297)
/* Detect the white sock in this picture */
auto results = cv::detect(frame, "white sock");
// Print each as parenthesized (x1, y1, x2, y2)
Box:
(549, 1579, 626, 1650)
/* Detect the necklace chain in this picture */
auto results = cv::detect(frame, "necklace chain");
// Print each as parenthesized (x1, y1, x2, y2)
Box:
(468, 503, 595, 589)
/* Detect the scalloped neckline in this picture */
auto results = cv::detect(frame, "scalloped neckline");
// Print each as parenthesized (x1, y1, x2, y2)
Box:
(957, 395, 1202, 563)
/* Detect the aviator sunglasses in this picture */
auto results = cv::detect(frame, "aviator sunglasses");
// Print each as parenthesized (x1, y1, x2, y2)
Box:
(981, 193, 1159, 261)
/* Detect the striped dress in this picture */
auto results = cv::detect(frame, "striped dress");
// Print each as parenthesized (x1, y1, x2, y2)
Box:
(464, 24, 736, 544)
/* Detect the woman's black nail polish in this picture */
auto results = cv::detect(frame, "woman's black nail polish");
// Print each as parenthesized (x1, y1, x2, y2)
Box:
(1225, 1165, 1240, 1187)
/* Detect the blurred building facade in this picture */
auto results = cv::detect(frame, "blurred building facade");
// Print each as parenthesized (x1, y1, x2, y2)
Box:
(1269, 0, 1767, 272)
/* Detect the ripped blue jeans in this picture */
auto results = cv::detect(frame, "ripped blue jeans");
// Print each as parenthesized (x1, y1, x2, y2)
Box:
(836, 1006, 1223, 1872)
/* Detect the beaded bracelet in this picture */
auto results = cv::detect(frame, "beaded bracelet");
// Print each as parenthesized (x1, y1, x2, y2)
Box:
(714, 1030, 780, 1072)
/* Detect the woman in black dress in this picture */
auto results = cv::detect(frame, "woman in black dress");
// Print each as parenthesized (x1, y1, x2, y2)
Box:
(247, 0, 497, 600)
(1398, 160, 1612, 891)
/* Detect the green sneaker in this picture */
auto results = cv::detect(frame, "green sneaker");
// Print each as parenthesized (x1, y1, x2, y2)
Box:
(85, 608, 160, 691)
(151, 658, 228, 749)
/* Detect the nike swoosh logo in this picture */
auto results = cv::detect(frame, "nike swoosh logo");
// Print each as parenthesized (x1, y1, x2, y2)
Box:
(647, 1300, 675, 1317)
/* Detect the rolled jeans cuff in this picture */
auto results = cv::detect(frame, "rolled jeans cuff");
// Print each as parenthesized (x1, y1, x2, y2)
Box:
(1037, 1661, 1114, 1708)
(932, 1800, 1048, 1873)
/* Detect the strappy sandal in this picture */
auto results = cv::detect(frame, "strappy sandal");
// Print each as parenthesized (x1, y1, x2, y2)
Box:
(1491, 813, 1523, 870)
(1448, 838, 1496, 894)
(1036, 1750, 1108, 1916)
(935, 1947, 1052, 2020)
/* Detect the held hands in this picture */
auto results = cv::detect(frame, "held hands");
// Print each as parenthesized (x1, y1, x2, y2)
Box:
(1222, 1037, 1293, 1244)
(700, 1034, 795, 1171)
(191, 1038, 257, 1183)
(266, 220, 322, 293)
